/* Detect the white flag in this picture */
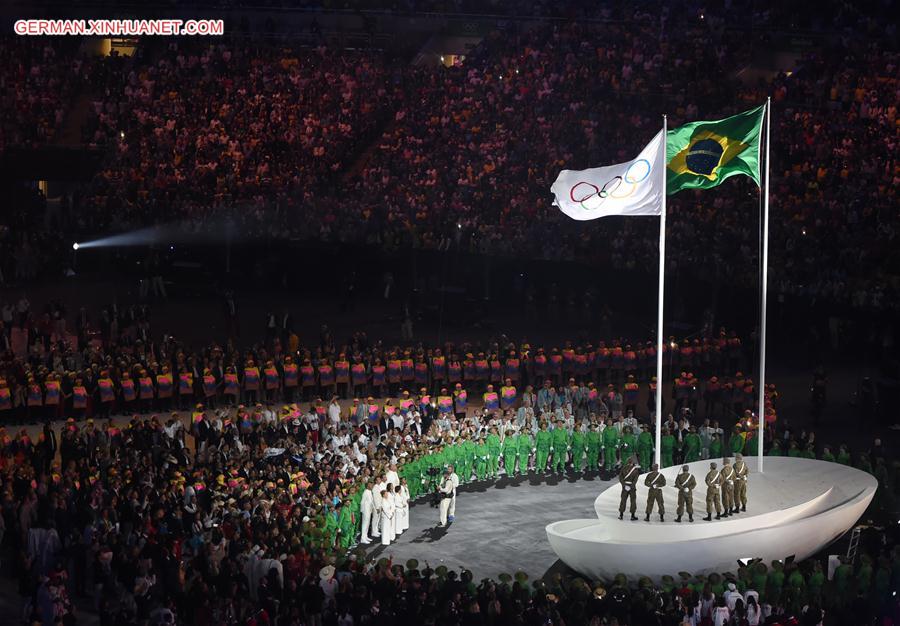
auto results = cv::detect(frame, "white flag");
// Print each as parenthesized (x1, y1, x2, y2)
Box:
(551, 129, 665, 221)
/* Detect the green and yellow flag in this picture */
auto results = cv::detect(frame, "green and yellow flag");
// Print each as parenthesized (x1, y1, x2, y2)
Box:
(666, 105, 765, 195)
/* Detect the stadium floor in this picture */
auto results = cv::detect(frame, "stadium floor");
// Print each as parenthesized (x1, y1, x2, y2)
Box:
(359, 470, 607, 582)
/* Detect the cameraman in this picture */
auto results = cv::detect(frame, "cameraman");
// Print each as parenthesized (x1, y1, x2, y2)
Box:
(437, 467, 456, 527)
(447, 464, 459, 520)
(428, 466, 443, 508)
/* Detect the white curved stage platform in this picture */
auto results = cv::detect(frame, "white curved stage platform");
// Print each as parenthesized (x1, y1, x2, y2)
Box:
(546, 457, 876, 581)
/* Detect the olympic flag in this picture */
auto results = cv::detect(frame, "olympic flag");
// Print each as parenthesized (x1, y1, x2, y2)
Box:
(550, 129, 665, 221)
(552, 122, 668, 467)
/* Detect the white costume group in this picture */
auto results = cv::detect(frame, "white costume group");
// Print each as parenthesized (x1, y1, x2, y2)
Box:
(359, 465, 409, 546)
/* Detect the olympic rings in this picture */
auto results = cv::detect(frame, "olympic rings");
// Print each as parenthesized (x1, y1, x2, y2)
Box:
(570, 158, 653, 211)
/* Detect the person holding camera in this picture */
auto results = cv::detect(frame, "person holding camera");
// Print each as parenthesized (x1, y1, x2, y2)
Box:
(437, 467, 456, 527)
(447, 464, 460, 519)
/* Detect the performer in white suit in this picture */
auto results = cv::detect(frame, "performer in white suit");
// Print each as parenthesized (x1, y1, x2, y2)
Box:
(386, 463, 400, 489)
(371, 480, 383, 538)
(359, 479, 375, 544)
(380, 488, 395, 546)
(387, 483, 398, 539)
(397, 479, 410, 533)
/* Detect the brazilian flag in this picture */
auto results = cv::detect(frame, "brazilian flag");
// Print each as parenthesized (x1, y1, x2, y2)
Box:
(666, 105, 765, 195)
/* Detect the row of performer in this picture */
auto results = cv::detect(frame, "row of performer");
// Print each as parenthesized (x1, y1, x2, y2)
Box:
(358, 478, 412, 546)
(393, 422, 745, 491)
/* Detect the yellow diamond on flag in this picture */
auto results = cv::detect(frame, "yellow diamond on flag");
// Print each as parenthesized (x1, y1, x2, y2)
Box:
(667, 130, 750, 182)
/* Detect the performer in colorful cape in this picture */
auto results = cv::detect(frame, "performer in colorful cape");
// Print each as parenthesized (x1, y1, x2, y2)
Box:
(453, 383, 467, 418)
(282, 356, 298, 403)
(437, 389, 453, 415)
(243, 361, 260, 405)
(500, 378, 517, 411)
(334, 354, 350, 399)
(263, 360, 280, 403)
(483, 385, 499, 412)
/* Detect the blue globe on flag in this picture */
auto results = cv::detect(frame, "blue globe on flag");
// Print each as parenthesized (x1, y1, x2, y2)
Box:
(685, 138, 724, 177)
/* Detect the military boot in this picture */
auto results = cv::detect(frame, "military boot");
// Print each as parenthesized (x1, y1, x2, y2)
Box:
(675, 516, 682, 523)
(618, 512, 623, 520)
(741, 504, 746, 512)
(688, 514, 694, 522)
(645, 513, 650, 522)
(659, 514, 664, 522)
(703, 514, 711, 521)
(715, 513, 721, 520)
(630, 513, 638, 521)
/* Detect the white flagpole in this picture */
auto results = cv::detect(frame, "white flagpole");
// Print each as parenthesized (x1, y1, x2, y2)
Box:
(655, 115, 667, 468)
(758, 98, 771, 472)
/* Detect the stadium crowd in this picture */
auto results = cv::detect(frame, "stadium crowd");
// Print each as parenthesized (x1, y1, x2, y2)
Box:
(0, 38, 88, 154)
(1, 13, 896, 312)
(75, 43, 397, 235)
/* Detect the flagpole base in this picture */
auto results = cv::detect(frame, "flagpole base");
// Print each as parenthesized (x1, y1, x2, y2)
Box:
(546, 457, 875, 581)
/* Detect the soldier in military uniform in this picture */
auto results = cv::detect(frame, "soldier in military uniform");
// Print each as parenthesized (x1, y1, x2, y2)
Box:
(644, 463, 666, 522)
(618, 457, 640, 521)
(703, 461, 722, 521)
(733, 453, 749, 512)
(675, 464, 697, 523)
(719, 457, 735, 518)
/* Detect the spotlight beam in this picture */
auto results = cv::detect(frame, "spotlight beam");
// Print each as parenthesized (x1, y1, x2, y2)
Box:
(73, 217, 240, 250)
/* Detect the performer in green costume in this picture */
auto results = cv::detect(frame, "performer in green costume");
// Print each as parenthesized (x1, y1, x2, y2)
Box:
(535, 423, 552, 473)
